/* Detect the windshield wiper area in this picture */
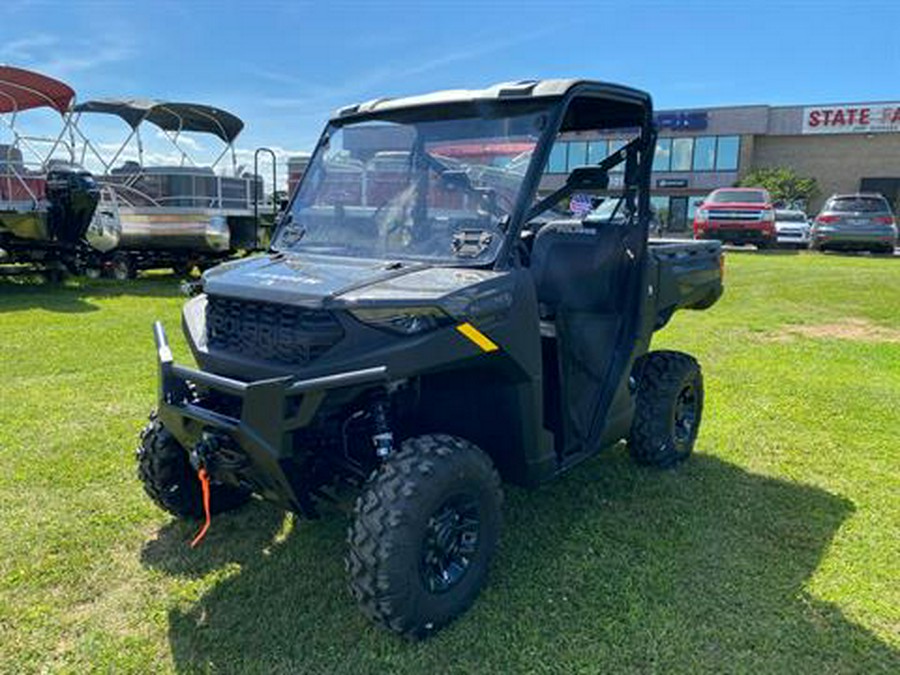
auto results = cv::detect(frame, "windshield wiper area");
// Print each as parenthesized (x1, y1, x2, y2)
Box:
(451, 229, 494, 258)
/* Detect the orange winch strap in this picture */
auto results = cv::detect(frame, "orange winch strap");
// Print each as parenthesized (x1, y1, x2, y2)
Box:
(190, 468, 212, 548)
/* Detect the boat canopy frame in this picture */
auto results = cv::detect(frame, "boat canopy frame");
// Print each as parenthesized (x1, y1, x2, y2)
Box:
(69, 99, 245, 176)
(0, 66, 78, 208)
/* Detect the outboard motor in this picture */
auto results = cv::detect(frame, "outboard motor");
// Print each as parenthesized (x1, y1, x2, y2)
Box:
(45, 165, 100, 244)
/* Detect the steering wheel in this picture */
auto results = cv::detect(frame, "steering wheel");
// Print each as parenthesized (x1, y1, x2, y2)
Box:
(373, 185, 418, 251)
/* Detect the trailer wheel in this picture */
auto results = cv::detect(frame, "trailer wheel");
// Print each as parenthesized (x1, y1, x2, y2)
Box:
(107, 253, 135, 281)
(172, 261, 195, 277)
(137, 411, 250, 519)
(347, 434, 502, 639)
(628, 350, 703, 468)
(43, 268, 65, 284)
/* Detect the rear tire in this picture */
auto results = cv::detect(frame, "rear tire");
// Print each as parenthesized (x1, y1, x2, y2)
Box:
(137, 412, 250, 519)
(347, 434, 502, 639)
(629, 351, 704, 468)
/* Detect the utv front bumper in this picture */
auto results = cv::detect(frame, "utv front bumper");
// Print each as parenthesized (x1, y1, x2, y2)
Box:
(152, 321, 387, 512)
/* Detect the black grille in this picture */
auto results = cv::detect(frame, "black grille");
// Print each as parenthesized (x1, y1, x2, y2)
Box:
(206, 296, 343, 366)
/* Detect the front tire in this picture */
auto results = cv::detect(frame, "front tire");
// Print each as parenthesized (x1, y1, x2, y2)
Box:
(347, 434, 502, 639)
(137, 412, 250, 519)
(629, 351, 704, 468)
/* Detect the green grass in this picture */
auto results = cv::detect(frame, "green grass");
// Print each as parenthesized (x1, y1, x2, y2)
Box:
(1, 252, 898, 674)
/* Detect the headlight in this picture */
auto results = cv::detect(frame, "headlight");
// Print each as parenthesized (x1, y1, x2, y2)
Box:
(349, 306, 452, 335)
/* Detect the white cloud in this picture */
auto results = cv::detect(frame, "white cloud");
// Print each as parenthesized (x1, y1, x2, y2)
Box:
(0, 32, 135, 78)
(0, 33, 60, 61)
(154, 128, 204, 152)
(257, 22, 566, 116)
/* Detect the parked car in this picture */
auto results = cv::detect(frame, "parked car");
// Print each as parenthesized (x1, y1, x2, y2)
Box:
(811, 193, 898, 254)
(774, 209, 810, 248)
(693, 187, 777, 248)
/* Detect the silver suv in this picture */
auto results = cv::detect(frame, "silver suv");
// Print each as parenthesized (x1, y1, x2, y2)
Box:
(811, 193, 897, 254)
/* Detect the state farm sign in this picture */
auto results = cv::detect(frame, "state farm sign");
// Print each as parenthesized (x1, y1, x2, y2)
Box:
(802, 103, 900, 134)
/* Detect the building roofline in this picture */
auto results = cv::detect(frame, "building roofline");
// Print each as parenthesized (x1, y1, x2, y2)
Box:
(653, 99, 900, 115)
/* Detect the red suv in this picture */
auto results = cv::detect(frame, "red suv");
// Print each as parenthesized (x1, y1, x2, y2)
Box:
(693, 187, 776, 248)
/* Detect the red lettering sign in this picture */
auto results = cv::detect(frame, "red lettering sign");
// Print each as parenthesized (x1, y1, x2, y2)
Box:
(803, 103, 900, 133)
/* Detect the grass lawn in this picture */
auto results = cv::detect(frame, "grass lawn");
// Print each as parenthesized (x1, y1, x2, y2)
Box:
(1, 252, 898, 674)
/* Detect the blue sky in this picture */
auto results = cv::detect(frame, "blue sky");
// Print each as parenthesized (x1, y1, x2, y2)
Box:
(2, 0, 899, 185)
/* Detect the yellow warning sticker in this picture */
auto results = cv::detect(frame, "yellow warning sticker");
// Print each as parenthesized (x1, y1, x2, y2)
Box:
(456, 322, 499, 352)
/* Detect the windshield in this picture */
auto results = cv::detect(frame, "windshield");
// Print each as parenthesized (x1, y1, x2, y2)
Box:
(826, 196, 890, 213)
(776, 211, 807, 222)
(708, 189, 768, 204)
(584, 197, 626, 223)
(273, 112, 545, 264)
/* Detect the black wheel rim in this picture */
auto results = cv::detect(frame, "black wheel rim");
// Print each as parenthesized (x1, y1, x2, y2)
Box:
(672, 382, 698, 452)
(420, 494, 480, 594)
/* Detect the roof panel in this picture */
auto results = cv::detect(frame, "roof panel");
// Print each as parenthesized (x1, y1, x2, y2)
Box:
(333, 79, 651, 121)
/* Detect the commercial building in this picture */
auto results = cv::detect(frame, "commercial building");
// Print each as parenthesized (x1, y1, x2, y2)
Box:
(542, 101, 900, 232)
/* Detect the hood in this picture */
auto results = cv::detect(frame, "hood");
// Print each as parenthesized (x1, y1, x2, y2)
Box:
(201, 253, 503, 309)
(705, 202, 772, 210)
(202, 253, 428, 307)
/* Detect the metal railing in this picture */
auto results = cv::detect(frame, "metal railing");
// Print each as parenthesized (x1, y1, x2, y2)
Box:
(0, 159, 50, 209)
(94, 171, 263, 211)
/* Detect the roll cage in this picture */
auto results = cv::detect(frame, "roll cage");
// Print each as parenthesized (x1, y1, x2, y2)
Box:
(288, 79, 656, 270)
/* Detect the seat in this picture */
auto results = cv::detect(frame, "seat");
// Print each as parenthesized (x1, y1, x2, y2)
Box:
(529, 219, 627, 319)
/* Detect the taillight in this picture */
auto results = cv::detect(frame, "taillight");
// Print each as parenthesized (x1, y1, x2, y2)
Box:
(816, 215, 839, 224)
(874, 216, 896, 225)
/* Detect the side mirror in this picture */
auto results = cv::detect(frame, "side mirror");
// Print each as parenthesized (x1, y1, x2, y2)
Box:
(566, 166, 609, 190)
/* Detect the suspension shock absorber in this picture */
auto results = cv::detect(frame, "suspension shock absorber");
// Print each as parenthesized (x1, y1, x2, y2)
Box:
(370, 396, 394, 459)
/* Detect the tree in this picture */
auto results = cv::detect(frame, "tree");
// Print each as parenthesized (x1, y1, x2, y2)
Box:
(736, 167, 820, 209)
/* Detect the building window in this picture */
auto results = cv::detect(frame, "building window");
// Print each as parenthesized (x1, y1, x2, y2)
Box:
(650, 195, 670, 228)
(653, 138, 671, 172)
(608, 139, 626, 173)
(692, 136, 716, 171)
(587, 140, 607, 165)
(671, 137, 693, 172)
(547, 141, 567, 173)
(715, 136, 740, 171)
(567, 141, 588, 172)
